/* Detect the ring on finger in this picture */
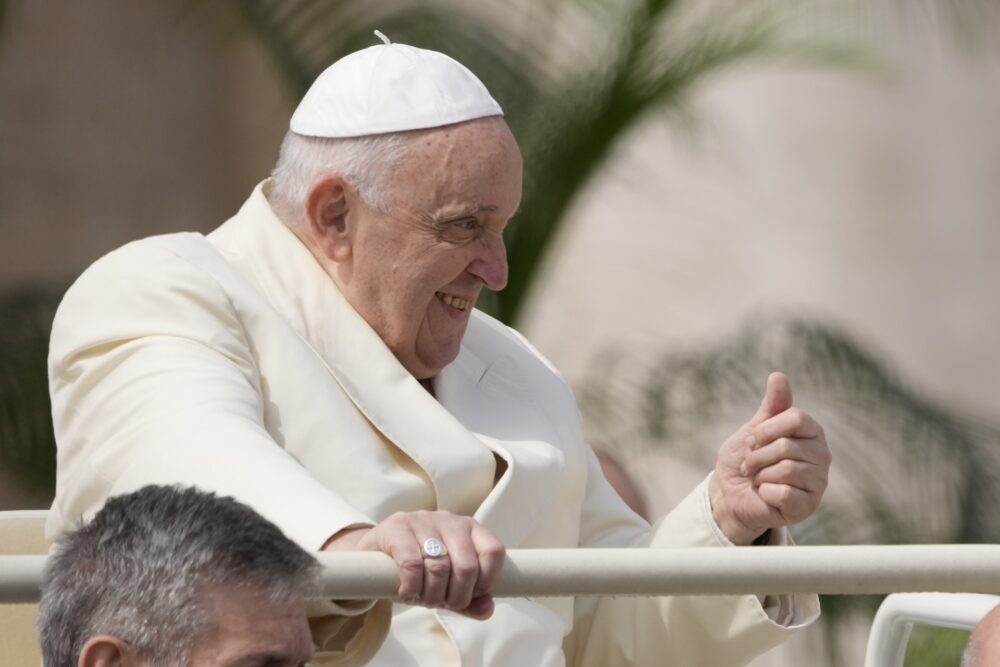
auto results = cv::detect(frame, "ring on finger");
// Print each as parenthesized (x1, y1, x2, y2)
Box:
(422, 537, 447, 559)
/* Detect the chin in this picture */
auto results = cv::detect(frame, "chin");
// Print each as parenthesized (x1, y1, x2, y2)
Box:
(413, 345, 462, 378)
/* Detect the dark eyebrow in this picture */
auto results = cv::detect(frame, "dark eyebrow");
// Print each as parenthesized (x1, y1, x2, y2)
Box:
(228, 651, 313, 667)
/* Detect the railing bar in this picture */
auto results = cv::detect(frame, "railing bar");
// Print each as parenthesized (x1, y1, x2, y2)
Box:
(2, 545, 999, 603)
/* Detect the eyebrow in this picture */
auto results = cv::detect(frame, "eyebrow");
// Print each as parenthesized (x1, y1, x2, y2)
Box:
(228, 651, 314, 667)
(439, 204, 498, 218)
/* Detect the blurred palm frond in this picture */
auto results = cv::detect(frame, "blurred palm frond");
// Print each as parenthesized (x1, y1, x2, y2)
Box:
(581, 315, 1000, 544)
(0, 289, 61, 501)
(233, 0, 546, 126)
(577, 315, 1000, 666)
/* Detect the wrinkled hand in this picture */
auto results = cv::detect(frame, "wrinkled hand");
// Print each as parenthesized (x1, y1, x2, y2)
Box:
(323, 511, 505, 620)
(710, 372, 831, 545)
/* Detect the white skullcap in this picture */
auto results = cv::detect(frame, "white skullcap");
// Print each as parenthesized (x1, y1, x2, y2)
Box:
(289, 32, 503, 138)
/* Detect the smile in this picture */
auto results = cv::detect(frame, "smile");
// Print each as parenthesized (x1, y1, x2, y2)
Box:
(435, 292, 470, 312)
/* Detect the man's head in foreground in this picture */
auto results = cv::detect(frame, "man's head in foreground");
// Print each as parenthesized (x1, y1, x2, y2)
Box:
(37, 485, 318, 667)
(266, 38, 522, 380)
(963, 603, 1000, 667)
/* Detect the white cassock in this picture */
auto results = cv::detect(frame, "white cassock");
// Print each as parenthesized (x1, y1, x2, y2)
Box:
(47, 181, 819, 666)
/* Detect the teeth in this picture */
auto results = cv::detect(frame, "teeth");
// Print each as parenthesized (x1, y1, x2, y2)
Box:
(436, 292, 469, 311)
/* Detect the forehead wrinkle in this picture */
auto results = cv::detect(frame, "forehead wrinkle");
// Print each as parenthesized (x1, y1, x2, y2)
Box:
(395, 119, 519, 223)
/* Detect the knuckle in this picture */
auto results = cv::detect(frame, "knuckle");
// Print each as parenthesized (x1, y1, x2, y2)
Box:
(781, 486, 797, 505)
(398, 558, 424, 575)
(782, 437, 798, 457)
(775, 459, 795, 477)
(425, 559, 452, 577)
(479, 541, 505, 559)
(452, 560, 479, 579)
(387, 511, 417, 527)
(773, 438, 791, 459)
(772, 484, 793, 506)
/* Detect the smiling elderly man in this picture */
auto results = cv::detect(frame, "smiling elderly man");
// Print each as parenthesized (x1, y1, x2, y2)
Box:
(47, 35, 831, 666)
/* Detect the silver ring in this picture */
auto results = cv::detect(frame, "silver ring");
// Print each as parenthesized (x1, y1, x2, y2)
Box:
(422, 537, 446, 558)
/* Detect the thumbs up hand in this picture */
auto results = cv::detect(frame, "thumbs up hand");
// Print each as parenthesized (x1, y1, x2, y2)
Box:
(708, 372, 831, 545)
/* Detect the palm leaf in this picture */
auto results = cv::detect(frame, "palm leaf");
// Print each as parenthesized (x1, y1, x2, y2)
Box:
(502, 0, 832, 322)
(0, 288, 62, 503)
(233, 1, 545, 120)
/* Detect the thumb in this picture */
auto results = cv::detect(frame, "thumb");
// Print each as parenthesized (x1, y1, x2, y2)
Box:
(751, 372, 793, 424)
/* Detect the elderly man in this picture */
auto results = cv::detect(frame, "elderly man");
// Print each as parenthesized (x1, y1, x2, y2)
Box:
(37, 485, 318, 667)
(47, 36, 831, 666)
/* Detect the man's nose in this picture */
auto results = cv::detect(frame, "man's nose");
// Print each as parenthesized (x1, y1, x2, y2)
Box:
(468, 235, 508, 291)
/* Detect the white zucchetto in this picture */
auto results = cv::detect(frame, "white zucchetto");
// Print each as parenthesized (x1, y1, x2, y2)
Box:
(289, 32, 503, 138)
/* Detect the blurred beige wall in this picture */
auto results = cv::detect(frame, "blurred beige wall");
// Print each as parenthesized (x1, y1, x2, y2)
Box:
(520, 14, 1000, 422)
(0, 1, 290, 290)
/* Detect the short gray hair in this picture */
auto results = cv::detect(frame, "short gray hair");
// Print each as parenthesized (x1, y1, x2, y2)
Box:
(37, 485, 319, 667)
(268, 129, 414, 226)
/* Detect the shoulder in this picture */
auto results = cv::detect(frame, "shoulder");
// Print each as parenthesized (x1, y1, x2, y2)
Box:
(50, 233, 248, 361)
(63, 232, 231, 290)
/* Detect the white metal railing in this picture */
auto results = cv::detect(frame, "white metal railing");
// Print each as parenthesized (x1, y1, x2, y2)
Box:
(3, 545, 1000, 603)
(863, 593, 1000, 667)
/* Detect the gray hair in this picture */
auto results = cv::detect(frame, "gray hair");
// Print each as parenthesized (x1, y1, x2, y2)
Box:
(963, 643, 976, 667)
(37, 485, 319, 667)
(268, 129, 414, 226)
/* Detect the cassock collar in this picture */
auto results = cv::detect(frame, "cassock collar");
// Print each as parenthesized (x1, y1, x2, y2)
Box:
(209, 181, 498, 517)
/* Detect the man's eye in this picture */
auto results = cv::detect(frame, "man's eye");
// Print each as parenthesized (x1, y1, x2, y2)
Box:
(435, 217, 480, 243)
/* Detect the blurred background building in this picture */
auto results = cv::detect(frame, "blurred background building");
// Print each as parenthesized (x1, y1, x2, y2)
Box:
(1, 1, 998, 665)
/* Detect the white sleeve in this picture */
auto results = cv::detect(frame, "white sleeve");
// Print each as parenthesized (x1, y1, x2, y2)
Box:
(564, 450, 819, 667)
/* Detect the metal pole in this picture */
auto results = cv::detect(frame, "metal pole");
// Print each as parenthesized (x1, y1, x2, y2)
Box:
(3, 545, 1000, 603)
(314, 545, 1000, 599)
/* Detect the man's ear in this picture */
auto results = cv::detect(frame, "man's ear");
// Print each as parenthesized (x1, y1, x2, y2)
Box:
(77, 635, 142, 667)
(305, 176, 353, 263)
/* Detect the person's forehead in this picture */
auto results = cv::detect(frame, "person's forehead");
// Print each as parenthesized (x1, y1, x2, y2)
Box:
(196, 586, 313, 666)
(373, 117, 522, 222)
(410, 117, 518, 156)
